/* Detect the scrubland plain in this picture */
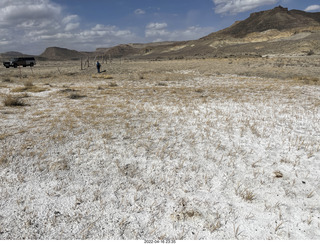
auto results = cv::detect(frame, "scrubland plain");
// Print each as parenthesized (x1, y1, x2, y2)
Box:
(0, 57, 319, 239)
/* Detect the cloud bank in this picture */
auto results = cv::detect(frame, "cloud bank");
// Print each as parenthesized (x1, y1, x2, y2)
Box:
(305, 5, 320, 12)
(145, 22, 215, 42)
(0, 0, 139, 54)
(213, 0, 278, 15)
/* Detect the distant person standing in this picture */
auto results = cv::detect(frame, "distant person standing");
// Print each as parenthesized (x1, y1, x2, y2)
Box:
(96, 61, 101, 73)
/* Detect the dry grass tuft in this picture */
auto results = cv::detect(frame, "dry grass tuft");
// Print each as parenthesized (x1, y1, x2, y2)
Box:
(69, 93, 86, 99)
(235, 183, 256, 202)
(0, 134, 10, 140)
(242, 190, 256, 202)
(3, 95, 26, 107)
(138, 73, 145, 79)
(24, 81, 34, 87)
(12, 81, 47, 93)
(60, 88, 77, 93)
(274, 171, 283, 178)
(2, 77, 13, 83)
(108, 82, 118, 87)
(195, 88, 205, 93)
(207, 221, 222, 233)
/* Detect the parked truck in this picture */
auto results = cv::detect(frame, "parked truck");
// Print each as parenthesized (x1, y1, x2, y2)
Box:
(3, 57, 36, 68)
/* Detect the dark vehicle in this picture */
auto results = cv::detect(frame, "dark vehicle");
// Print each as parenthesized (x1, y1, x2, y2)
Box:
(3, 57, 36, 68)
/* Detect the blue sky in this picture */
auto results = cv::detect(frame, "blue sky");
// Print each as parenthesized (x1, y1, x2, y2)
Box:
(0, 0, 319, 54)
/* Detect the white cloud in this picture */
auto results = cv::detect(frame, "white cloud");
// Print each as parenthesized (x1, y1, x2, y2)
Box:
(134, 9, 145, 15)
(145, 22, 169, 39)
(145, 22, 215, 42)
(167, 26, 216, 41)
(212, 0, 278, 15)
(146, 22, 168, 30)
(305, 5, 320, 12)
(65, 23, 80, 32)
(62, 15, 79, 25)
(0, 0, 61, 27)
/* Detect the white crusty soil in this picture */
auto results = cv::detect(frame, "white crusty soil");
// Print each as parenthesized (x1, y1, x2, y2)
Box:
(0, 59, 319, 240)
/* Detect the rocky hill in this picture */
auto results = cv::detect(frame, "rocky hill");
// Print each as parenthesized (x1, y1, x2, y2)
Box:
(202, 6, 320, 39)
(0, 51, 31, 61)
(39, 47, 86, 60)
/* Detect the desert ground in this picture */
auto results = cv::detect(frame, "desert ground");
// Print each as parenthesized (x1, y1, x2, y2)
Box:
(0, 56, 320, 240)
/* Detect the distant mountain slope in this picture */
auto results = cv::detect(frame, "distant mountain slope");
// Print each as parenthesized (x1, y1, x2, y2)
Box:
(40, 47, 86, 60)
(0, 51, 31, 61)
(202, 6, 320, 40)
(102, 44, 140, 58)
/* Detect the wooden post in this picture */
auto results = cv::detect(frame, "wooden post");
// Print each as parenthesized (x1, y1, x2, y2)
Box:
(19, 66, 22, 79)
(81, 58, 83, 70)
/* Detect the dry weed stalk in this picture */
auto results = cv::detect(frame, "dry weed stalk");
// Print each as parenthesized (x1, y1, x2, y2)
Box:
(233, 224, 243, 239)
(275, 222, 283, 233)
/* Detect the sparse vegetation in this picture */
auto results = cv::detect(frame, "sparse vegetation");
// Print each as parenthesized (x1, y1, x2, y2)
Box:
(92, 74, 113, 79)
(293, 76, 320, 85)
